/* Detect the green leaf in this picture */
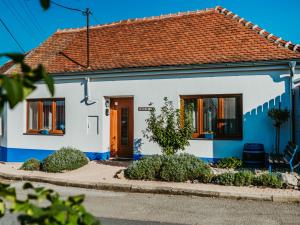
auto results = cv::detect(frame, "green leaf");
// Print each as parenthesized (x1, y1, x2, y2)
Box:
(1, 76, 24, 108)
(69, 195, 85, 205)
(54, 211, 67, 223)
(27, 194, 38, 200)
(23, 182, 34, 190)
(83, 213, 101, 225)
(21, 63, 31, 73)
(0, 199, 5, 217)
(0, 53, 24, 63)
(35, 65, 54, 96)
(40, 0, 50, 10)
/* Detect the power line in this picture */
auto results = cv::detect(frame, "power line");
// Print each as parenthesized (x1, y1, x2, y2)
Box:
(50, 1, 92, 68)
(51, 0, 84, 13)
(91, 14, 101, 24)
(22, 0, 45, 36)
(1, 0, 40, 41)
(0, 18, 25, 53)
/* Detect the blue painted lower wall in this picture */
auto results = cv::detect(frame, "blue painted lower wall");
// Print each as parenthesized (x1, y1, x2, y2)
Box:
(0, 146, 110, 162)
(0, 146, 221, 163)
(200, 157, 222, 164)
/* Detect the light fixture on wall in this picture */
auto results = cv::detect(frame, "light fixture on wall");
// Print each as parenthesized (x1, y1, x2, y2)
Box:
(105, 100, 110, 116)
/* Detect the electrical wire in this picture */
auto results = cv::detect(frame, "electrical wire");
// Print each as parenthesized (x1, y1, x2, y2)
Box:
(1, 0, 40, 41)
(91, 14, 101, 24)
(0, 18, 25, 53)
(22, 0, 46, 36)
(50, 0, 84, 13)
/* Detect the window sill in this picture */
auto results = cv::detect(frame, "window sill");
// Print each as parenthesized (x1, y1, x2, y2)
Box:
(23, 133, 65, 136)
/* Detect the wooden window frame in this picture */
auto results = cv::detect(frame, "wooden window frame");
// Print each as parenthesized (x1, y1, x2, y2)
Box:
(26, 98, 65, 135)
(180, 94, 243, 140)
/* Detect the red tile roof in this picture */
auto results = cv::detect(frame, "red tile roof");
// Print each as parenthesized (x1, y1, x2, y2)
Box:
(2, 6, 300, 74)
(0, 60, 15, 74)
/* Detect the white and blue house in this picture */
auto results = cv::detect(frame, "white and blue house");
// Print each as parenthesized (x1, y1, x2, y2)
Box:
(0, 6, 300, 162)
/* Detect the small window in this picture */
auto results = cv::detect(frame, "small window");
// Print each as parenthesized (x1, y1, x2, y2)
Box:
(181, 94, 242, 139)
(26, 99, 65, 134)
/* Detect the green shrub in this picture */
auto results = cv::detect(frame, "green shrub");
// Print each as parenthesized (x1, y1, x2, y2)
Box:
(125, 154, 212, 183)
(159, 154, 212, 182)
(216, 157, 243, 169)
(20, 158, 41, 171)
(234, 170, 255, 186)
(42, 147, 89, 173)
(124, 155, 163, 180)
(212, 172, 235, 186)
(253, 173, 283, 188)
(159, 155, 188, 182)
(142, 97, 193, 155)
(179, 154, 213, 183)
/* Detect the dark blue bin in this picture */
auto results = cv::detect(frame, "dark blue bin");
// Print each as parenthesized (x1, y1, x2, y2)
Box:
(243, 143, 266, 168)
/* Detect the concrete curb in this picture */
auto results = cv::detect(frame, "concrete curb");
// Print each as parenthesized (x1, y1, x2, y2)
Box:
(0, 172, 299, 203)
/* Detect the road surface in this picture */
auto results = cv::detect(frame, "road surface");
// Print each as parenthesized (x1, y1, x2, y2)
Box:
(0, 181, 299, 225)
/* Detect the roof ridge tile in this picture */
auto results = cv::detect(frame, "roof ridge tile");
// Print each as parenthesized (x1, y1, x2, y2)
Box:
(56, 7, 215, 34)
(215, 6, 300, 53)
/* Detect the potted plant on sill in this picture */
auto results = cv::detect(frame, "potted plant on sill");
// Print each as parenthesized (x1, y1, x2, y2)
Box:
(40, 129, 50, 135)
(204, 131, 214, 139)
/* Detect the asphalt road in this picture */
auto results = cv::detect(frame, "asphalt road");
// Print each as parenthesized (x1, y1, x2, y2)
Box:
(1, 181, 300, 225)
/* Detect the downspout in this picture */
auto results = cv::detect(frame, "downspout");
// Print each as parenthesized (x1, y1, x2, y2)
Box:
(288, 61, 296, 143)
(85, 77, 97, 105)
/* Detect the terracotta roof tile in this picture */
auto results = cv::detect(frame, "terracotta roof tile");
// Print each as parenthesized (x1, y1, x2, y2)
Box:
(2, 6, 300, 74)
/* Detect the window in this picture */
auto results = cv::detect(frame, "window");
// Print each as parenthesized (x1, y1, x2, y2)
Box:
(27, 99, 65, 134)
(181, 94, 242, 139)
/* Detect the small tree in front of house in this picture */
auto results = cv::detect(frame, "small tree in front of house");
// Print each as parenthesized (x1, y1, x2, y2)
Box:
(143, 97, 193, 155)
(268, 108, 290, 154)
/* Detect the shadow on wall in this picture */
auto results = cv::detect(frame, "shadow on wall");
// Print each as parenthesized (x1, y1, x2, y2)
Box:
(212, 73, 291, 160)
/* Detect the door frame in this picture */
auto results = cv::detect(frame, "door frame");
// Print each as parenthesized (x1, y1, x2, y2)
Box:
(109, 97, 134, 158)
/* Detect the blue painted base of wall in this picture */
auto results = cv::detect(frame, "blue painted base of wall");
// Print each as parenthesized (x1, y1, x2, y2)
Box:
(200, 157, 222, 164)
(0, 146, 222, 163)
(0, 146, 110, 162)
(133, 153, 143, 160)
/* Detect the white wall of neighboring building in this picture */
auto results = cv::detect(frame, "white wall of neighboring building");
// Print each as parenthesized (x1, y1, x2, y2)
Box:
(2, 65, 297, 161)
(295, 84, 300, 146)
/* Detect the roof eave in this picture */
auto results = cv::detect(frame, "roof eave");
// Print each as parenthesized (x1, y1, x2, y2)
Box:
(50, 59, 300, 77)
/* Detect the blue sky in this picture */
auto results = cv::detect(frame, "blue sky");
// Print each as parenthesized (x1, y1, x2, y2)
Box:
(1, 0, 300, 65)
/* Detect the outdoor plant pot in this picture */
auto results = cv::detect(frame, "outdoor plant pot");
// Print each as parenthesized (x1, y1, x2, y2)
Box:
(204, 132, 214, 139)
(40, 129, 49, 135)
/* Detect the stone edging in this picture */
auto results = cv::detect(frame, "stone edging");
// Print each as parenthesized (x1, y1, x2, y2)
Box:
(0, 172, 299, 203)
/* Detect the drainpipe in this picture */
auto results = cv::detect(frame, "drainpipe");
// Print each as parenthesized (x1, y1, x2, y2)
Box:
(85, 77, 97, 104)
(288, 61, 296, 143)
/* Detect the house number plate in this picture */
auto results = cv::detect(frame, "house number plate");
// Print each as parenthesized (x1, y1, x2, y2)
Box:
(138, 107, 154, 111)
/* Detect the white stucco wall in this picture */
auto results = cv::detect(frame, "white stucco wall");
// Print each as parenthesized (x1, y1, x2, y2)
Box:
(2, 65, 297, 160)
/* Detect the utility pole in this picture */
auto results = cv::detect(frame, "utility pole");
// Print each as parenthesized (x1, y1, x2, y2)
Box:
(51, 1, 92, 68)
(83, 8, 91, 68)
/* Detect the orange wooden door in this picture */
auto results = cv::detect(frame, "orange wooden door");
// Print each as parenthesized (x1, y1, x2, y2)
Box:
(110, 98, 134, 158)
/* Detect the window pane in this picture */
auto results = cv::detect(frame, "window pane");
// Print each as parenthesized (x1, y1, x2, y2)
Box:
(222, 97, 239, 135)
(56, 100, 65, 131)
(42, 100, 52, 130)
(28, 101, 38, 130)
(184, 99, 198, 132)
(121, 107, 129, 145)
(203, 98, 218, 133)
